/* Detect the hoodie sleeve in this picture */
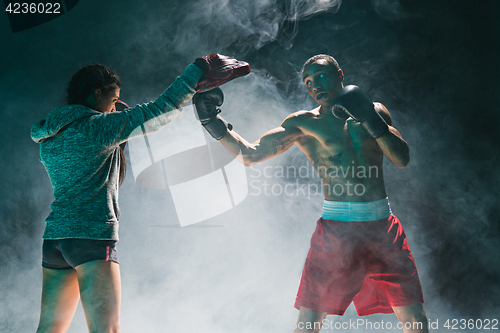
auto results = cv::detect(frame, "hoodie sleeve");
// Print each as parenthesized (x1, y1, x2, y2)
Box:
(83, 63, 203, 147)
(31, 119, 48, 143)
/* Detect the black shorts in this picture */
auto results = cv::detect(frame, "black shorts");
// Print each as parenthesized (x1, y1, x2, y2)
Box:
(42, 239, 119, 270)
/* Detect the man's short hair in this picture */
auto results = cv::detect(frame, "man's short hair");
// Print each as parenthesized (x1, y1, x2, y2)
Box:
(302, 54, 341, 74)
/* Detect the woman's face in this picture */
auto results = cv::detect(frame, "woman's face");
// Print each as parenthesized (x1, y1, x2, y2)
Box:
(94, 88, 120, 113)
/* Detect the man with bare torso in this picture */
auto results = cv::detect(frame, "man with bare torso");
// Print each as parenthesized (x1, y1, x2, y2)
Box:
(194, 54, 428, 333)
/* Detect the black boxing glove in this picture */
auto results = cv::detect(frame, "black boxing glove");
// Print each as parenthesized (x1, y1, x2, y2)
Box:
(331, 85, 389, 139)
(331, 104, 349, 120)
(193, 57, 210, 74)
(193, 87, 232, 140)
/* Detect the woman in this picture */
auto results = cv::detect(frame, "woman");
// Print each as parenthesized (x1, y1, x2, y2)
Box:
(30, 56, 214, 333)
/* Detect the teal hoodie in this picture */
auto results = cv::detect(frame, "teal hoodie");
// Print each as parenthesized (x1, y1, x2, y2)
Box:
(31, 64, 203, 240)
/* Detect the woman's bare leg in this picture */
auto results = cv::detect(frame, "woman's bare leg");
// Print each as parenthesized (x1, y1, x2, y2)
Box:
(75, 260, 121, 333)
(36, 268, 80, 333)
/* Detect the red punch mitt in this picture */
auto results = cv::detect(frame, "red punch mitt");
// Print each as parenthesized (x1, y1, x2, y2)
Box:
(194, 53, 251, 92)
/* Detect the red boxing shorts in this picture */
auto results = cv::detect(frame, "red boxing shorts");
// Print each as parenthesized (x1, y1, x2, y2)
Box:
(294, 199, 424, 316)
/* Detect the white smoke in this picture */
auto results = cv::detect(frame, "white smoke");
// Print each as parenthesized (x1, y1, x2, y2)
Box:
(170, 0, 342, 53)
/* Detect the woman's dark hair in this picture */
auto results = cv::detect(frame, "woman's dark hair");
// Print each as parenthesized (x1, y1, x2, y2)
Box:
(66, 64, 127, 185)
(67, 64, 121, 107)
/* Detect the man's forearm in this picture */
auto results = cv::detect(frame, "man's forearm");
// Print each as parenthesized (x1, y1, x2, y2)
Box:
(376, 126, 410, 168)
(220, 130, 258, 166)
(219, 123, 301, 167)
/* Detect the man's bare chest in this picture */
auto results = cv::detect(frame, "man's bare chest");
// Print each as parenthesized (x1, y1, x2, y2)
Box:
(296, 116, 380, 168)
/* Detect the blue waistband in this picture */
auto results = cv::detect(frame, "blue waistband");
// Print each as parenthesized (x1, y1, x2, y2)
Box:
(321, 198, 392, 222)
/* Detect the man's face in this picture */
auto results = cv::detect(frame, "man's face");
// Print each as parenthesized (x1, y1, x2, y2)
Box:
(302, 59, 343, 108)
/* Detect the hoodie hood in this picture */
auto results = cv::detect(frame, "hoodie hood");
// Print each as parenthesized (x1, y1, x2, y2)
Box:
(31, 105, 99, 143)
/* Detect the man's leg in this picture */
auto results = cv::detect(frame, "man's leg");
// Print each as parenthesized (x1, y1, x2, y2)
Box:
(75, 260, 121, 333)
(393, 304, 429, 333)
(293, 307, 327, 333)
(36, 268, 81, 333)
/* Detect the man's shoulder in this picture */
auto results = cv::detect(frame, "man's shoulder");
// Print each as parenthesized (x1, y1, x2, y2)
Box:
(281, 108, 318, 127)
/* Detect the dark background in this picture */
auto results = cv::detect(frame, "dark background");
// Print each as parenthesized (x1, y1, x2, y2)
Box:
(1, 0, 499, 331)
